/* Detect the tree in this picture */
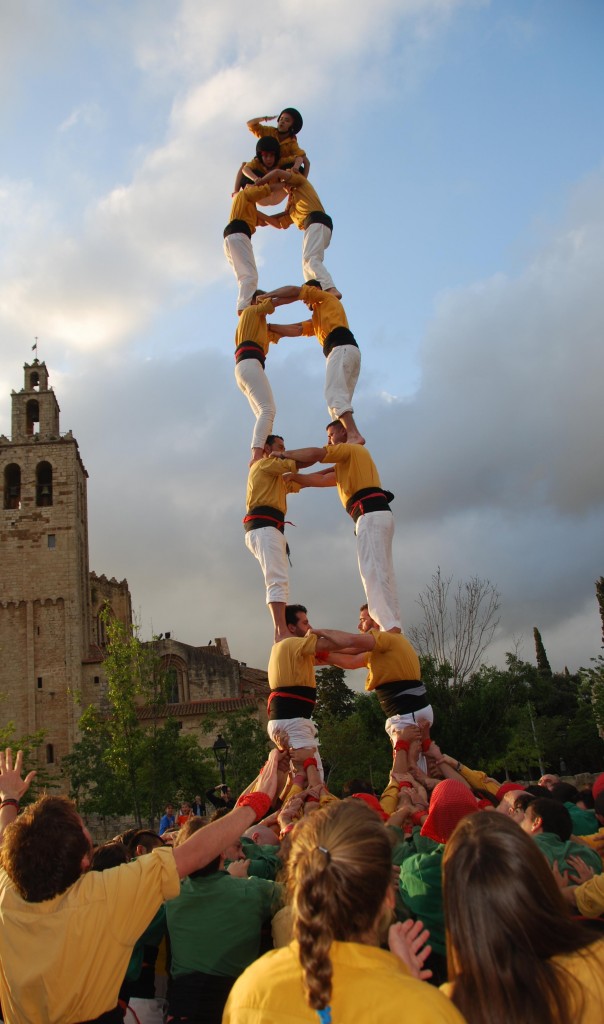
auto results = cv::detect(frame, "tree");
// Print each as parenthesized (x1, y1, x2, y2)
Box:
(313, 666, 357, 726)
(533, 627, 552, 678)
(596, 576, 604, 646)
(409, 568, 501, 685)
(201, 710, 271, 797)
(62, 608, 215, 825)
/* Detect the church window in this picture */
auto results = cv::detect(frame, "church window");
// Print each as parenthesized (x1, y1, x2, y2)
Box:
(30, 371, 40, 391)
(37, 677, 43, 689)
(26, 399, 40, 435)
(46, 744, 54, 764)
(3, 464, 21, 509)
(36, 462, 53, 506)
(48, 534, 56, 549)
(165, 667, 180, 704)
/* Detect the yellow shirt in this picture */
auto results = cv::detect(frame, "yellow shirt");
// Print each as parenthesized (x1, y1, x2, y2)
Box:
(246, 457, 299, 514)
(224, 940, 467, 1024)
(441, 939, 604, 1024)
(228, 183, 272, 233)
(320, 443, 382, 508)
(299, 285, 348, 346)
(365, 630, 421, 690)
(235, 299, 278, 356)
(576, 872, 604, 917)
(248, 125, 306, 167)
(275, 173, 325, 230)
(268, 634, 318, 691)
(0, 847, 180, 1024)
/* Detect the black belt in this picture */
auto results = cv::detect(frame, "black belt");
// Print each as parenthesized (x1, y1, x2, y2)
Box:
(345, 487, 394, 523)
(268, 686, 316, 720)
(374, 679, 428, 717)
(243, 505, 285, 533)
(224, 219, 252, 239)
(323, 325, 358, 359)
(304, 210, 333, 231)
(235, 341, 265, 367)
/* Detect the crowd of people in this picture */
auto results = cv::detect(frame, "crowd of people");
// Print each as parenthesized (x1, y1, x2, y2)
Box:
(1, 732, 604, 1024)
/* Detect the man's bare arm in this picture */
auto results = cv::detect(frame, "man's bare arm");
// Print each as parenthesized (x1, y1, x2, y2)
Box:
(269, 322, 304, 338)
(282, 446, 327, 465)
(0, 749, 37, 843)
(291, 468, 336, 486)
(247, 115, 277, 129)
(310, 628, 376, 652)
(325, 651, 368, 670)
(173, 750, 279, 878)
(264, 286, 301, 302)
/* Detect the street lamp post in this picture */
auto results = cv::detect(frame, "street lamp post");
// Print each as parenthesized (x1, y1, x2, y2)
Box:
(212, 733, 229, 787)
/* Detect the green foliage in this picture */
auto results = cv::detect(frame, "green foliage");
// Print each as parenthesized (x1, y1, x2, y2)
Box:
(201, 710, 271, 796)
(61, 608, 215, 825)
(533, 627, 553, 679)
(313, 666, 357, 726)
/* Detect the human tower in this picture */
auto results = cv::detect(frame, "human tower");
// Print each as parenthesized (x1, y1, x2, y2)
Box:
(223, 107, 434, 770)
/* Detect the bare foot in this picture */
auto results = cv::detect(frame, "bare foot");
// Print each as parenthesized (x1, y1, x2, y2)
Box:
(345, 430, 366, 446)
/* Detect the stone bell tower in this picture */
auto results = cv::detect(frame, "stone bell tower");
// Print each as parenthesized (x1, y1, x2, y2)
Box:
(0, 360, 92, 764)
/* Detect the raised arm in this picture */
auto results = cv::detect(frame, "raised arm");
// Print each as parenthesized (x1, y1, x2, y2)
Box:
(0, 749, 37, 843)
(247, 115, 277, 130)
(173, 750, 279, 878)
(292, 468, 336, 486)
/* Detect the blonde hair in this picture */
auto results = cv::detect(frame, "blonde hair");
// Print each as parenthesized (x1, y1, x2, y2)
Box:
(286, 799, 392, 1011)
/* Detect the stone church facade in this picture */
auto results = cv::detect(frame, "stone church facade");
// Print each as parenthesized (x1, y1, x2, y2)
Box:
(0, 360, 267, 782)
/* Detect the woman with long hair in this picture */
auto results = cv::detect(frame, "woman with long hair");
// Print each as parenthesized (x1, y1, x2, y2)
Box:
(223, 799, 465, 1023)
(442, 812, 604, 1024)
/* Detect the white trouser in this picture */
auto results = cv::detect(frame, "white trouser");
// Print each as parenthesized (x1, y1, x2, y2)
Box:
(356, 511, 401, 631)
(325, 344, 361, 419)
(126, 998, 166, 1024)
(268, 717, 324, 779)
(302, 223, 336, 291)
(235, 359, 275, 450)
(245, 527, 288, 604)
(385, 706, 434, 773)
(224, 233, 258, 312)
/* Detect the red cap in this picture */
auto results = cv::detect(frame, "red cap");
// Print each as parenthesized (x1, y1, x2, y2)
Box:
(351, 793, 389, 822)
(420, 780, 480, 844)
(495, 782, 525, 802)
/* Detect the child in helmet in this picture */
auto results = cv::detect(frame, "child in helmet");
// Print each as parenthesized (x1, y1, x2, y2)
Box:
(233, 108, 309, 205)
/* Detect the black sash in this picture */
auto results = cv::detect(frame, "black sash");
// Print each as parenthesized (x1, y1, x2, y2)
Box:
(375, 679, 428, 717)
(168, 972, 236, 1024)
(268, 685, 316, 720)
(345, 487, 394, 523)
(235, 341, 265, 367)
(224, 219, 252, 239)
(323, 325, 358, 359)
(243, 505, 285, 533)
(304, 210, 333, 231)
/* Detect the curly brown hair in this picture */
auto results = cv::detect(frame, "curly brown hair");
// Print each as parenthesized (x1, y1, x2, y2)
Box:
(1, 795, 91, 902)
(286, 799, 392, 1011)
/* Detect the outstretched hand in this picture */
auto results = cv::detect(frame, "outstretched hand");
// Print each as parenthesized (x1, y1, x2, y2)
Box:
(388, 919, 433, 981)
(0, 749, 36, 801)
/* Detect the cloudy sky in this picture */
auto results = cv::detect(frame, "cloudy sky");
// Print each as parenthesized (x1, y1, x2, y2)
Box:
(1, 0, 603, 682)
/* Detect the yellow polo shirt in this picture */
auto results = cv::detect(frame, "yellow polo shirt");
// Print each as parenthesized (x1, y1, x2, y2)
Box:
(299, 286, 348, 346)
(236, 299, 278, 356)
(0, 846, 180, 1024)
(228, 183, 272, 233)
(275, 173, 325, 230)
(246, 457, 300, 514)
(365, 630, 421, 690)
(268, 634, 318, 691)
(320, 443, 382, 508)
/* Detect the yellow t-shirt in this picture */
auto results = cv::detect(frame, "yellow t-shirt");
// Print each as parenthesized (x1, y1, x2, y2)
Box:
(228, 183, 272, 233)
(248, 125, 305, 167)
(299, 286, 348, 346)
(576, 872, 604, 917)
(365, 630, 421, 690)
(320, 443, 382, 508)
(246, 457, 300, 514)
(275, 173, 325, 230)
(224, 940, 466, 1024)
(441, 939, 604, 1024)
(268, 634, 318, 691)
(0, 846, 180, 1024)
(235, 299, 278, 356)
